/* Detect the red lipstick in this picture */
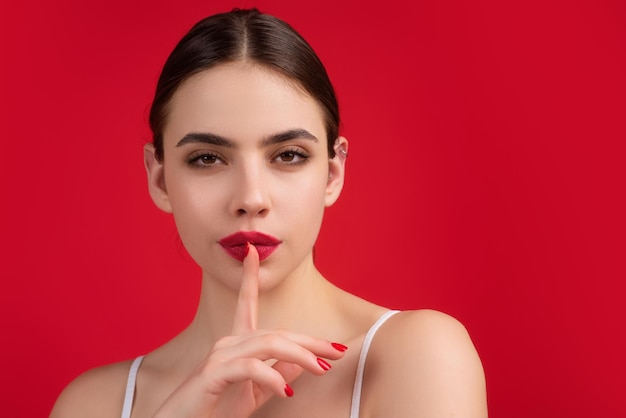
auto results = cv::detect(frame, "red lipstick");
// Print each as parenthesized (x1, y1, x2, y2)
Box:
(219, 231, 281, 262)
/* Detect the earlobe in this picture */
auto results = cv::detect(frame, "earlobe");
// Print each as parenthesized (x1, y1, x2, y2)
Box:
(144, 143, 173, 213)
(325, 137, 349, 207)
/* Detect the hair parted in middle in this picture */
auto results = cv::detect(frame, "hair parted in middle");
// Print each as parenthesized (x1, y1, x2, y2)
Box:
(149, 8, 340, 162)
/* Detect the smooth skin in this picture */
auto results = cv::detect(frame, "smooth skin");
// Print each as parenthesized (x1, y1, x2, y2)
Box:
(50, 62, 487, 418)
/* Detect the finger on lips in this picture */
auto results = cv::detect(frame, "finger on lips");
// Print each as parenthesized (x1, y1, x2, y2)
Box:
(222, 242, 348, 399)
(232, 243, 260, 335)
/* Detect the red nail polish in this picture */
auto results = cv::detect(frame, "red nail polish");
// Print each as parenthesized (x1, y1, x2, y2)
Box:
(317, 357, 331, 371)
(244, 242, 250, 257)
(284, 384, 294, 397)
(331, 342, 348, 352)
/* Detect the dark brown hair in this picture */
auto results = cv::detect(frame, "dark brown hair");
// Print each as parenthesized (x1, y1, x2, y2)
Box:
(149, 8, 339, 161)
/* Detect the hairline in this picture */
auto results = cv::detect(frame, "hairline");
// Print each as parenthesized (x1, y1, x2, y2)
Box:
(157, 59, 335, 158)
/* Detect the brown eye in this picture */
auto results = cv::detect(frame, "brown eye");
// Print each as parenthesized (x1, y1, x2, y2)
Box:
(272, 148, 310, 166)
(279, 152, 296, 162)
(199, 155, 218, 164)
(186, 152, 224, 168)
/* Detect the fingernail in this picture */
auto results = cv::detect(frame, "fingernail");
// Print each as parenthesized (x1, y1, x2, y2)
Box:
(317, 357, 331, 371)
(331, 342, 348, 352)
(284, 384, 294, 397)
(244, 242, 250, 257)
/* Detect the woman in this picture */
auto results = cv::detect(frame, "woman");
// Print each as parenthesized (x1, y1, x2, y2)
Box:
(51, 8, 487, 417)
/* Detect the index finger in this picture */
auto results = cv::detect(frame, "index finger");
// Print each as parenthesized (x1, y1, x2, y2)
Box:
(231, 243, 259, 335)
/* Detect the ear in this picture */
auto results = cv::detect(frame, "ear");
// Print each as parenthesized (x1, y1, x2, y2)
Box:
(144, 143, 173, 213)
(325, 136, 349, 207)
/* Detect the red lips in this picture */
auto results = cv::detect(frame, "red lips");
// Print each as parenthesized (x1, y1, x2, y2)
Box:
(219, 231, 281, 262)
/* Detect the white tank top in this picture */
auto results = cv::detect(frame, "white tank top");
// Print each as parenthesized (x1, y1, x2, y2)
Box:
(121, 310, 400, 418)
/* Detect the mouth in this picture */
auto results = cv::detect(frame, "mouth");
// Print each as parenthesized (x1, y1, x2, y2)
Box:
(218, 231, 282, 262)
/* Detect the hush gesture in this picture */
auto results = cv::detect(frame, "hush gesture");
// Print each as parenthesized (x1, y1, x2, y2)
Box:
(154, 244, 347, 418)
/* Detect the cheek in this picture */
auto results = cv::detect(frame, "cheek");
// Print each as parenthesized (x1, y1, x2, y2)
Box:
(167, 177, 209, 214)
(165, 175, 226, 243)
(279, 165, 327, 200)
(277, 172, 328, 227)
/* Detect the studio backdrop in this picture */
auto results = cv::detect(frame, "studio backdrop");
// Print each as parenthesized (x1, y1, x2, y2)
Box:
(1, 0, 624, 416)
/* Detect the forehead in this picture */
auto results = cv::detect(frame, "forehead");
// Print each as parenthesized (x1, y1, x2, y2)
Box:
(163, 63, 326, 143)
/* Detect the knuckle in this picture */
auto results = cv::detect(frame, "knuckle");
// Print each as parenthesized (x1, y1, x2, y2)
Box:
(213, 335, 236, 351)
(275, 328, 290, 339)
(260, 333, 283, 352)
(241, 358, 264, 374)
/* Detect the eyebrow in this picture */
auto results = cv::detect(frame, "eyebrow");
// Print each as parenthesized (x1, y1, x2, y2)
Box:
(176, 132, 234, 148)
(175, 128, 318, 148)
(261, 128, 318, 146)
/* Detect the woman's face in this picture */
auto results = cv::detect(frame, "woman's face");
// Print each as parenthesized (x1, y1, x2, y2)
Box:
(145, 62, 346, 290)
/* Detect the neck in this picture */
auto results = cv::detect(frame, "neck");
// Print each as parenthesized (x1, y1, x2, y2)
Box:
(151, 254, 384, 381)
(184, 254, 334, 354)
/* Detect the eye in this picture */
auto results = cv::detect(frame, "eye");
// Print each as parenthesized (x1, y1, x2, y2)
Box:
(186, 152, 225, 168)
(278, 151, 297, 162)
(273, 147, 310, 165)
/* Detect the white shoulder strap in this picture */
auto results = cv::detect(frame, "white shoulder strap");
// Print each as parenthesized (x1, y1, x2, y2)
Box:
(121, 355, 144, 418)
(350, 310, 400, 418)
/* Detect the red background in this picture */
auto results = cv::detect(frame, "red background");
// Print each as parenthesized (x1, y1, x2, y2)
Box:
(1, 0, 625, 416)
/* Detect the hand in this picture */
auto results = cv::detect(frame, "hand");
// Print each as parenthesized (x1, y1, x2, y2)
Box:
(154, 244, 347, 418)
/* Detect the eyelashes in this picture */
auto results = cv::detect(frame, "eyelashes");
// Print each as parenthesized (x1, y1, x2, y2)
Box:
(186, 151, 224, 168)
(273, 147, 310, 165)
(185, 147, 311, 169)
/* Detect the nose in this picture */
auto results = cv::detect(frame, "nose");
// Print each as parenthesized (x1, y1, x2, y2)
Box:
(230, 162, 271, 217)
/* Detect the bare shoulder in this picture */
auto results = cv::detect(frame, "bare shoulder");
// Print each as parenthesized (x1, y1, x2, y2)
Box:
(379, 309, 479, 347)
(50, 360, 133, 418)
(363, 309, 488, 417)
